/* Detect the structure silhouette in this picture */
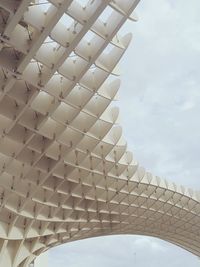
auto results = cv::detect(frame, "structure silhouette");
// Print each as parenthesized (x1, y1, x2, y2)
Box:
(0, 0, 199, 266)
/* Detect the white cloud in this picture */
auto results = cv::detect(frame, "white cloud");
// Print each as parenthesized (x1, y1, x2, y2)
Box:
(119, 0, 200, 189)
(48, 235, 200, 267)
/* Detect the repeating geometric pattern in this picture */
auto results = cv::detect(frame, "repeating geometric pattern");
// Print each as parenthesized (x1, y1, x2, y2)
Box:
(0, 0, 199, 266)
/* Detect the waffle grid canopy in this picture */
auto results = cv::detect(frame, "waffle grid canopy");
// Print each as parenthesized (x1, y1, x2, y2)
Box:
(0, 0, 199, 266)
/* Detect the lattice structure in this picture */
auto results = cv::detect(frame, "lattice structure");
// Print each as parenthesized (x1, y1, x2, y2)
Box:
(0, 0, 199, 266)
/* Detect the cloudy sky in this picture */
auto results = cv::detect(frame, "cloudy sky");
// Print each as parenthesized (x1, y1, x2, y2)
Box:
(45, 1, 200, 266)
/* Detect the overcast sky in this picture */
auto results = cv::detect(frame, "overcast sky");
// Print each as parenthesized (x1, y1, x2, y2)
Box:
(46, 1, 200, 266)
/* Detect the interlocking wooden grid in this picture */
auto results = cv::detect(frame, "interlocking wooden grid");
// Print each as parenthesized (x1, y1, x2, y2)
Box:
(0, 0, 199, 266)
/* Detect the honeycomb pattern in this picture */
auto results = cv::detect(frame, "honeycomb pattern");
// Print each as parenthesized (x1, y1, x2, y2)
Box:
(0, 1, 199, 266)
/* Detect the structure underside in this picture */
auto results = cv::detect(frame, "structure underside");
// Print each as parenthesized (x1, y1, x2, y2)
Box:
(0, 0, 199, 266)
